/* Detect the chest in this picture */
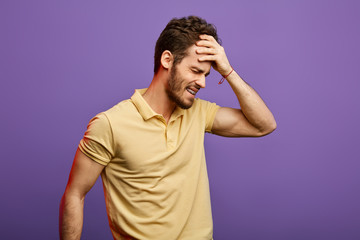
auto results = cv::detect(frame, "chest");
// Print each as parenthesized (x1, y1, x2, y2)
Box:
(109, 113, 206, 174)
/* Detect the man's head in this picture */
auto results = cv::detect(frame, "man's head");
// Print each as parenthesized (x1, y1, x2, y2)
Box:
(165, 45, 212, 109)
(154, 16, 220, 73)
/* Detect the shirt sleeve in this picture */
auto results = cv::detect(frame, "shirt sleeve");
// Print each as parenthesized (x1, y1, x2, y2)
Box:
(203, 100, 220, 133)
(78, 113, 114, 166)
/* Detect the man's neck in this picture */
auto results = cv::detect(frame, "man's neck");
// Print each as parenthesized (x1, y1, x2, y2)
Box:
(142, 74, 175, 123)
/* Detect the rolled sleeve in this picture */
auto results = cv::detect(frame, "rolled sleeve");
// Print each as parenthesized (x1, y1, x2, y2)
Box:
(202, 100, 220, 133)
(78, 113, 114, 165)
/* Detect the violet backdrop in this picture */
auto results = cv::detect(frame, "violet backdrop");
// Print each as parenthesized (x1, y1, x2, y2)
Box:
(1, 0, 359, 239)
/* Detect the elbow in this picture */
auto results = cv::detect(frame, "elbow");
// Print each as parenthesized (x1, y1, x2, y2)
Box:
(268, 120, 277, 134)
(258, 119, 277, 137)
(269, 118, 277, 133)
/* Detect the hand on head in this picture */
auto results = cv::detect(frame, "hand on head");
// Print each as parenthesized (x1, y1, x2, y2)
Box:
(195, 35, 232, 76)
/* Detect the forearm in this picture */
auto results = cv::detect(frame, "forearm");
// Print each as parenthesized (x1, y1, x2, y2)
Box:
(59, 192, 84, 240)
(195, 35, 276, 135)
(226, 70, 276, 134)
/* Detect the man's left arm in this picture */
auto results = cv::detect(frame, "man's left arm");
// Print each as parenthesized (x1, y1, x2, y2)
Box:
(196, 35, 277, 137)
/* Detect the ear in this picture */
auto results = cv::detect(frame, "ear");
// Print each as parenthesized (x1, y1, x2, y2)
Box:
(160, 50, 173, 70)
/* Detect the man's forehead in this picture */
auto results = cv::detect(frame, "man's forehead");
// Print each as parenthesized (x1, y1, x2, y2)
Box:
(186, 44, 204, 57)
(185, 45, 211, 70)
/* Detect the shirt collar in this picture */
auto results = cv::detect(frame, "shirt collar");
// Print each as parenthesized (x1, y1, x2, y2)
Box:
(131, 88, 185, 121)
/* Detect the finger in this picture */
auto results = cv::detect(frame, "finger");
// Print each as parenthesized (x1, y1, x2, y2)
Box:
(199, 34, 216, 42)
(196, 47, 217, 55)
(198, 55, 217, 62)
(196, 40, 217, 48)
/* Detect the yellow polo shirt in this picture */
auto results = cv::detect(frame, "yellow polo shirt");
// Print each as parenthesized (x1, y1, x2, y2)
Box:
(79, 89, 220, 240)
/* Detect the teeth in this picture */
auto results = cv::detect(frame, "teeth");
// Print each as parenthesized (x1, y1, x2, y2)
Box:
(187, 88, 196, 95)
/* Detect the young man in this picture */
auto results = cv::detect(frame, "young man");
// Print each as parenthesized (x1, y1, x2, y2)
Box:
(59, 16, 276, 240)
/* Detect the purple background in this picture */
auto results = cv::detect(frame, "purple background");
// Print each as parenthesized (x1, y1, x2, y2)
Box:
(1, 0, 359, 239)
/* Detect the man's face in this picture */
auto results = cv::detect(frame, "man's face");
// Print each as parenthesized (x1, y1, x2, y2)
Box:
(166, 45, 211, 109)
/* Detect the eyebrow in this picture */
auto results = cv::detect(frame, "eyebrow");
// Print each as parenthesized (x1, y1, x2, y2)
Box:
(192, 67, 211, 77)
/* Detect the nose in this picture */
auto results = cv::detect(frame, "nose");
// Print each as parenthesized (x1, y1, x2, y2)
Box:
(195, 75, 206, 89)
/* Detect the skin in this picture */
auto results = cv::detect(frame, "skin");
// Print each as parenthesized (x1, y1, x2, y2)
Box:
(59, 149, 104, 240)
(165, 49, 211, 110)
(195, 34, 277, 137)
(59, 34, 276, 240)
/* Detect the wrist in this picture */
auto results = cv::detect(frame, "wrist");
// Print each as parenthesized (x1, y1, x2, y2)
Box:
(221, 66, 233, 77)
(218, 66, 234, 84)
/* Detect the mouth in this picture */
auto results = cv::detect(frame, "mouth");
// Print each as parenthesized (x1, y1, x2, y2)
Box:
(186, 86, 199, 96)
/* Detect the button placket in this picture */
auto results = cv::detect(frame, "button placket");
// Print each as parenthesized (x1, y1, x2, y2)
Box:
(166, 120, 176, 149)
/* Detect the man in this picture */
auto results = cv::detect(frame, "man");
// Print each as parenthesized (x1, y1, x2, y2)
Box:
(59, 16, 276, 240)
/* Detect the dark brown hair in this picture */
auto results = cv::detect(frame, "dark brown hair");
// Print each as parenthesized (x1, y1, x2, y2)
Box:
(154, 16, 220, 73)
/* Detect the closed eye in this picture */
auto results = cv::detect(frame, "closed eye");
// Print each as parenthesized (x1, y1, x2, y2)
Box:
(191, 68, 210, 77)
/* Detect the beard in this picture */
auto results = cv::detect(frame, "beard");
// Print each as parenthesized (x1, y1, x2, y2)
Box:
(166, 66, 194, 109)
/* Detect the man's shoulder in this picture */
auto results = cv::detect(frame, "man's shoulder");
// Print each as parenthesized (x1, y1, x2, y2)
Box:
(191, 98, 218, 111)
(193, 98, 211, 105)
(102, 98, 136, 118)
